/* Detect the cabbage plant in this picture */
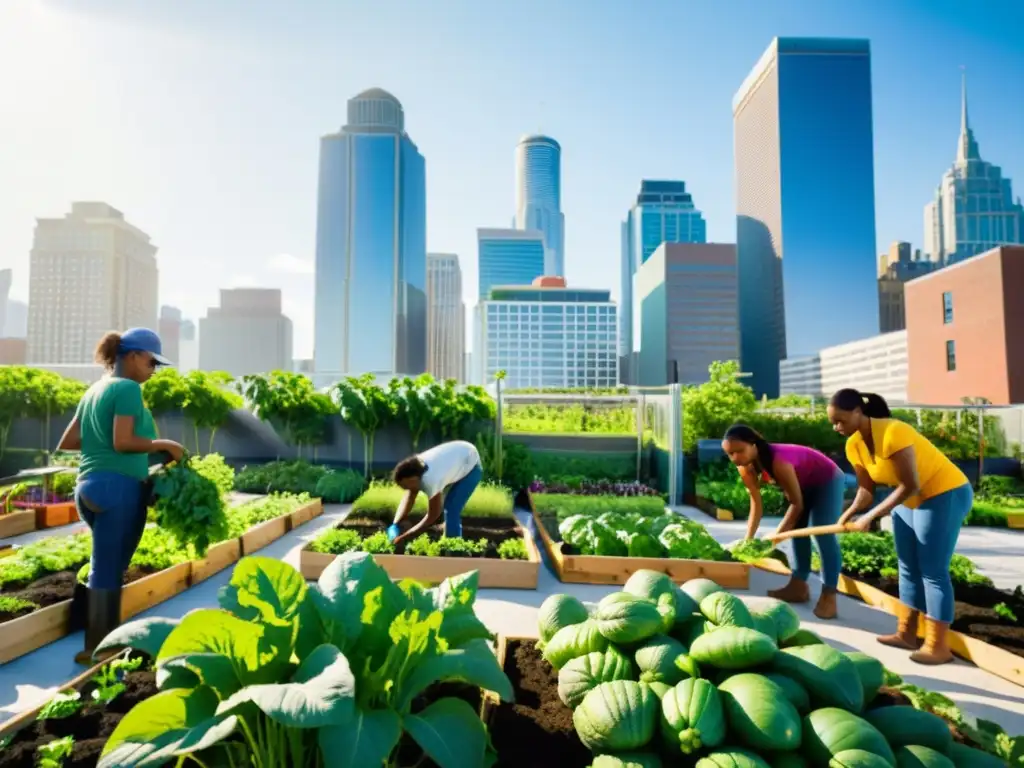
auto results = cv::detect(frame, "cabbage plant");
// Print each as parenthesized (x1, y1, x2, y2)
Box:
(92, 553, 513, 768)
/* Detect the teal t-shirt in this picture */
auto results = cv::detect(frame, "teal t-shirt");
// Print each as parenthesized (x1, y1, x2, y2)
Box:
(77, 377, 157, 481)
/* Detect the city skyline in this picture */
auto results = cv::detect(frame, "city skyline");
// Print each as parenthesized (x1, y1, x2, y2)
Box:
(1, 1, 1023, 360)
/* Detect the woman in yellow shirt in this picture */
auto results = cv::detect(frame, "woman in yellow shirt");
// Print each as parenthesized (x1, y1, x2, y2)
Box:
(828, 388, 972, 665)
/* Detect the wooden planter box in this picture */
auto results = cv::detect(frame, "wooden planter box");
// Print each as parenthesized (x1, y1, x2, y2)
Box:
(752, 557, 1024, 689)
(289, 498, 324, 529)
(0, 510, 36, 538)
(1006, 512, 1024, 530)
(240, 516, 291, 556)
(191, 538, 242, 585)
(121, 562, 192, 621)
(32, 501, 77, 529)
(299, 522, 542, 589)
(529, 499, 749, 589)
(694, 495, 734, 521)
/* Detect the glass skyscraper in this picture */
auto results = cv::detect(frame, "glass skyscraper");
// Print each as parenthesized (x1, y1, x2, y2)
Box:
(313, 88, 427, 382)
(514, 135, 565, 278)
(620, 180, 707, 382)
(734, 38, 878, 397)
(477, 228, 545, 300)
(923, 75, 1024, 265)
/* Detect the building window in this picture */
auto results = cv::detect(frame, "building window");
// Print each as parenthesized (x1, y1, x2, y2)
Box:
(942, 291, 953, 324)
(945, 340, 956, 372)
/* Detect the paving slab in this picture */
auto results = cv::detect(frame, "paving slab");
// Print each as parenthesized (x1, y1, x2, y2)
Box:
(1, 504, 1022, 740)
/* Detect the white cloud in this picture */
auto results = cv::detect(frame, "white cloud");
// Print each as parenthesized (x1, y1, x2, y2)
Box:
(226, 274, 258, 288)
(267, 253, 314, 275)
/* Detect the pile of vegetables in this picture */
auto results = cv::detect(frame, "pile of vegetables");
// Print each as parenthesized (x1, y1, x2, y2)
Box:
(88, 553, 513, 767)
(535, 569, 1012, 767)
(558, 511, 730, 561)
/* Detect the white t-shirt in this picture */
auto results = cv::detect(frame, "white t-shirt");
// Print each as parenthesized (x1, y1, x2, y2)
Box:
(417, 440, 481, 499)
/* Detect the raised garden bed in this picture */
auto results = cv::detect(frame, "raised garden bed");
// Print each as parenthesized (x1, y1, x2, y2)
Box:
(529, 492, 749, 588)
(0, 467, 79, 538)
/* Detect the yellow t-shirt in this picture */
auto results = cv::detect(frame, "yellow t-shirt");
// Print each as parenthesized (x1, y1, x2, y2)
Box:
(845, 418, 968, 508)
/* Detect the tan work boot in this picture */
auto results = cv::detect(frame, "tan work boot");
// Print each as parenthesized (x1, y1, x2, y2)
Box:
(813, 587, 838, 620)
(877, 603, 923, 650)
(768, 577, 810, 604)
(910, 617, 954, 665)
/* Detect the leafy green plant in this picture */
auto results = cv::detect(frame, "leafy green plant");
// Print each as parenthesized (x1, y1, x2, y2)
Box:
(0, 367, 84, 460)
(0, 531, 92, 589)
(555, 507, 729, 561)
(182, 370, 244, 454)
(350, 481, 514, 520)
(225, 493, 310, 538)
(0, 594, 39, 617)
(994, 602, 1018, 622)
(238, 371, 335, 457)
(90, 655, 145, 706)
(234, 460, 364, 503)
(189, 453, 235, 498)
(333, 374, 397, 477)
(37, 691, 83, 721)
(360, 531, 395, 555)
(37, 735, 74, 768)
(531, 493, 666, 521)
(93, 554, 513, 767)
(150, 457, 229, 556)
(497, 538, 528, 561)
(407, 536, 489, 558)
(681, 361, 757, 453)
(729, 538, 790, 568)
(503, 402, 636, 435)
(309, 529, 363, 556)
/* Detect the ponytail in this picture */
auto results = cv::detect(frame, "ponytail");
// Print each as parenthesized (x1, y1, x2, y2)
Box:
(723, 423, 777, 480)
(94, 331, 122, 370)
(830, 388, 891, 418)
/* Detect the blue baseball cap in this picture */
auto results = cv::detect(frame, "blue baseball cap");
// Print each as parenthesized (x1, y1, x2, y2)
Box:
(119, 327, 173, 366)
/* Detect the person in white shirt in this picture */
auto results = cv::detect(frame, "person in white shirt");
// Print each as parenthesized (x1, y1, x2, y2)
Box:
(388, 440, 483, 550)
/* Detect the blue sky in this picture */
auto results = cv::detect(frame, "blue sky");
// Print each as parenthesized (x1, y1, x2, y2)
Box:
(1, 0, 1022, 358)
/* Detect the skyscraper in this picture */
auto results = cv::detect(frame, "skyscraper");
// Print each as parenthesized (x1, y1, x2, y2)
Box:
(734, 38, 878, 397)
(514, 135, 565, 278)
(477, 228, 545, 300)
(0, 268, 10, 338)
(158, 305, 183, 366)
(27, 202, 158, 364)
(313, 88, 427, 383)
(877, 241, 935, 333)
(200, 288, 293, 377)
(923, 75, 1024, 265)
(620, 180, 707, 383)
(426, 253, 466, 382)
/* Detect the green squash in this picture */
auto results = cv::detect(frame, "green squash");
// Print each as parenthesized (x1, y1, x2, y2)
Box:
(660, 677, 726, 755)
(946, 742, 1006, 768)
(844, 652, 885, 705)
(634, 634, 697, 685)
(674, 614, 709, 647)
(690, 626, 777, 670)
(573, 680, 658, 752)
(591, 753, 663, 768)
(538, 593, 590, 645)
(701, 591, 755, 629)
(782, 628, 825, 647)
(742, 596, 801, 642)
(645, 681, 671, 699)
(802, 708, 896, 765)
(682, 577, 724, 605)
(773, 754, 810, 768)
(830, 749, 897, 767)
(543, 619, 610, 670)
(749, 612, 779, 642)
(558, 647, 636, 709)
(594, 593, 664, 645)
(623, 569, 698, 618)
(763, 672, 811, 715)
(894, 745, 955, 768)
(863, 706, 952, 754)
(695, 749, 772, 768)
(772, 645, 864, 712)
(718, 673, 802, 752)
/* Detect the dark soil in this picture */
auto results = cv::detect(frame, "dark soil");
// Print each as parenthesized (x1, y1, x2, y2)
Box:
(340, 515, 523, 559)
(0, 566, 160, 626)
(0, 665, 157, 768)
(394, 683, 483, 768)
(487, 639, 592, 768)
(849, 570, 1024, 658)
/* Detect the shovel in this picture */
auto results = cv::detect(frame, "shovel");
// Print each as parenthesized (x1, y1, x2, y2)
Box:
(767, 522, 857, 543)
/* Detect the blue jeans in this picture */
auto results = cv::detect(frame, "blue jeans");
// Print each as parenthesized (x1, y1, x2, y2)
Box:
(892, 483, 973, 623)
(441, 464, 482, 538)
(792, 469, 844, 589)
(76, 472, 147, 590)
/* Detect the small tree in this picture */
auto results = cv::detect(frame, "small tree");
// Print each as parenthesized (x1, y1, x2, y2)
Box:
(681, 361, 757, 452)
(388, 373, 440, 451)
(238, 371, 332, 458)
(332, 374, 395, 477)
(182, 371, 243, 454)
(142, 368, 190, 441)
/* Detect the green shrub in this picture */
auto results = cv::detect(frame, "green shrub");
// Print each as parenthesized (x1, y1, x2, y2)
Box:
(234, 460, 330, 495)
(531, 450, 637, 483)
(351, 481, 513, 520)
(360, 531, 395, 554)
(406, 536, 488, 557)
(314, 470, 366, 503)
(497, 538, 528, 561)
(531, 493, 665, 522)
(226, 493, 310, 538)
(309, 529, 363, 556)
(190, 453, 236, 498)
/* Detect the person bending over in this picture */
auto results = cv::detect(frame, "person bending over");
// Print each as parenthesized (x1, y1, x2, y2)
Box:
(829, 388, 972, 665)
(388, 439, 483, 551)
(722, 423, 844, 619)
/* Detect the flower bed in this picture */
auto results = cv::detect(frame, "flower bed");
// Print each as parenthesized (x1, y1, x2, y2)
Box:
(485, 574, 1019, 767)
(529, 493, 749, 588)
(300, 482, 541, 588)
(0, 554, 514, 768)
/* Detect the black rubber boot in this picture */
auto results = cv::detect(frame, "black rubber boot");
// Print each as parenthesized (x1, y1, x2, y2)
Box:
(74, 587, 122, 665)
(69, 582, 89, 633)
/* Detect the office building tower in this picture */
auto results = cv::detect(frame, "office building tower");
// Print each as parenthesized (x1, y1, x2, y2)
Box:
(634, 243, 738, 386)
(426, 253, 466, 382)
(514, 135, 565, 278)
(923, 75, 1024, 265)
(158, 305, 183, 366)
(620, 180, 707, 382)
(5, 300, 27, 339)
(474, 277, 617, 389)
(0, 269, 10, 338)
(313, 88, 427, 382)
(477, 228, 545, 300)
(27, 202, 158, 364)
(877, 241, 936, 333)
(734, 38, 878, 397)
(199, 288, 292, 378)
(178, 319, 198, 373)
(780, 330, 908, 404)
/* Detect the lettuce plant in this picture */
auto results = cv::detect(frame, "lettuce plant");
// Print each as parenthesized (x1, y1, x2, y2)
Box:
(93, 552, 513, 768)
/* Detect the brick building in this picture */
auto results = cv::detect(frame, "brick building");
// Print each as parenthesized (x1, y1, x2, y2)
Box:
(905, 246, 1024, 404)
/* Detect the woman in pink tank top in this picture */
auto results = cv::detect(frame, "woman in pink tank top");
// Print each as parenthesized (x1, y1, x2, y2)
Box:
(721, 424, 845, 620)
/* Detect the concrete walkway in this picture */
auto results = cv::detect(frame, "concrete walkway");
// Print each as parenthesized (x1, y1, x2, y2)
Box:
(2, 504, 1022, 738)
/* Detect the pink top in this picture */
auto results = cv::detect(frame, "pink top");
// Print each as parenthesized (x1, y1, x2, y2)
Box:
(765, 444, 840, 487)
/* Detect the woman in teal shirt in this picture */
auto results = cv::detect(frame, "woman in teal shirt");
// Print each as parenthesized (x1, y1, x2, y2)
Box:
(57, 328, 184, 663)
